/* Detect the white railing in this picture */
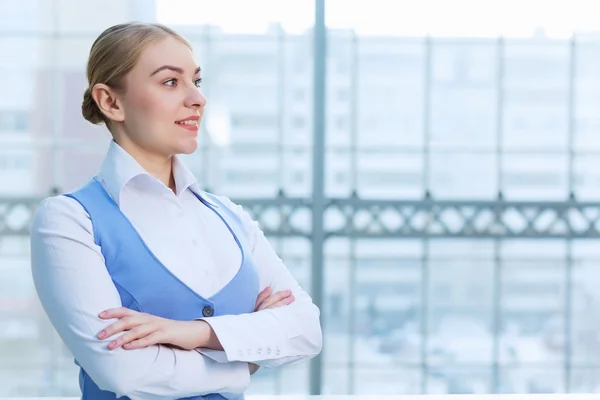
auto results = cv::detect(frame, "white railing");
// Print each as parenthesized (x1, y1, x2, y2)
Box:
(3, 395, 600, 400)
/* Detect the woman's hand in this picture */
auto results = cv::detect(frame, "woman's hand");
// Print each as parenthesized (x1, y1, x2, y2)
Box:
(97, 308, 209, 351)
(254, 287, 295, 311)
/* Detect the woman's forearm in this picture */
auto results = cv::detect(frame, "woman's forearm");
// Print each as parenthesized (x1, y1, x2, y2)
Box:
(193, 320, 224, 350)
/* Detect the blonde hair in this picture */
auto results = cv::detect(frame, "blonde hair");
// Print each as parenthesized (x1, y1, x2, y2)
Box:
(82, 22, 192, 125)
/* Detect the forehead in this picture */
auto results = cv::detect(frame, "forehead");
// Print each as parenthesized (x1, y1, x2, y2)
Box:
(135, 36, 198, 74)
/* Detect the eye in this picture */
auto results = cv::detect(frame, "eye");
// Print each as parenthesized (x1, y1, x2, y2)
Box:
(163, 78, 177, 87)
(194, 78, 203, 88)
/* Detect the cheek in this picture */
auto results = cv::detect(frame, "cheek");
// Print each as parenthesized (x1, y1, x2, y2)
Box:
(127, 87, 172, 123)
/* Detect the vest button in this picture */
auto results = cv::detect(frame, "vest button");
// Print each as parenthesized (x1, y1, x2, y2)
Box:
(202, 306, 214, 317)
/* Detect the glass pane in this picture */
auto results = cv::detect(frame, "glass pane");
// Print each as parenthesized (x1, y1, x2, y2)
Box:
(325, 149, 351, 197)
(428, 240, 495, 366)
(501, 153, 568, 200)
(323, 366, 350, 394)
(573, 153, 600, 199)
(356, 39, 426, 149)
(0, 237, 60, 397)
(427, 367, 492, 394)
(357, 153, 424, 199)
(500, 241, 566, 366)
(280, 148, 311, 197)
(0, 1, 48, 33)
(210, 146, 280, 197)
(430, 152, 498, 199)
(355, 367, 421, 394)
(323, 239, 352, 393)
(503, 42, 570, 150)
(53, 144, 109, 193)
(0, 38, 43, 68)
(369, 239, 423, 365)
(0, 147, 37, 196)
(209, 37, 281, 145)
(499, 367, 564, 393)
(324, 239, 424, 393)
(431, 42, 498, 149)
(570, 368, 600, 392)
(356, 257, 422, 363)
(571, 241, 600, 366)
(574, 43, 600, 152)
(248, 364, 309, 395)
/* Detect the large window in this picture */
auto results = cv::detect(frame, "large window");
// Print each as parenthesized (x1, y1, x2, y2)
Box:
(2, 0, 600, 396)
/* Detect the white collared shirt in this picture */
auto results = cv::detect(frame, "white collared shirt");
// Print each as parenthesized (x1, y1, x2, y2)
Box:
(29, 140, 322, 400)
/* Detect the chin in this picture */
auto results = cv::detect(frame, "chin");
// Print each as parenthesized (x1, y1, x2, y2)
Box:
(175, 138, 199, 155)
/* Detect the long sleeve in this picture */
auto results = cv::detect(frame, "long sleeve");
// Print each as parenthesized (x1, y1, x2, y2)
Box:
(30, 196, 250, 400)
(198, 196, 323, 368)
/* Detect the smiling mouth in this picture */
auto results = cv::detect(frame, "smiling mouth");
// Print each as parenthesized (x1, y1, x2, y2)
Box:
(175, 120, 199, 127)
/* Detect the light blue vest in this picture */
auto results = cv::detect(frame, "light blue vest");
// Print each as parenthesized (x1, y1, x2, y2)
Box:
(65, 176, 260, 400)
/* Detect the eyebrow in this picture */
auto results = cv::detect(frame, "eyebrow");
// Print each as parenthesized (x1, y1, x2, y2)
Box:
(150, 65, 201, 77)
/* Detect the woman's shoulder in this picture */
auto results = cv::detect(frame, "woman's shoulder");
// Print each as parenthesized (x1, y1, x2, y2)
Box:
(31, 193, 93, 235)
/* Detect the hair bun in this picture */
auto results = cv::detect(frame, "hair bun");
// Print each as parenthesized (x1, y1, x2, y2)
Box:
(81, 88, 104, 124)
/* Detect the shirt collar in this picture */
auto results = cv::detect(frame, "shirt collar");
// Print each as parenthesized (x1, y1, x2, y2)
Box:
(99, 140, 215, 207)
(172, 155, 218, 207)
(172, 154, 197, 196)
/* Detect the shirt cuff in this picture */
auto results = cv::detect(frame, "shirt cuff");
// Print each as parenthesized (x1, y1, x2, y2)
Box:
(198, 349, 230, 363)
(200, 313, 287, 363)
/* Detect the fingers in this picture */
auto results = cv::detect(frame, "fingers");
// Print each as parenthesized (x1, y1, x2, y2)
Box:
(258, 289, 292, 310)
(98, 315, 146, 340)
(256, 289, 295, 311)
(107, 325, 158, 350)
(269, 295, 295, 309)
(122, 332, 163, 350)
(254, 287, 273, 311)
(99, 307, 138, 320)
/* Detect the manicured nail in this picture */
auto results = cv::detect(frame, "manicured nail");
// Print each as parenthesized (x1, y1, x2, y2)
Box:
(99, 311, 107, 317)
(98, 331, 106, 339)
(108, 341, 116, 349)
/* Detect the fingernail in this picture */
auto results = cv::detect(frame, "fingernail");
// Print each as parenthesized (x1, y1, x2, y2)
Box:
(98, 331, 106, 339)
(108, 341, 116, 349)
(99, 311, 107, 317)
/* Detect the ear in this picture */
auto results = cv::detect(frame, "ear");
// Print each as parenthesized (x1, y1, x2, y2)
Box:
(92, 83, 125, 123)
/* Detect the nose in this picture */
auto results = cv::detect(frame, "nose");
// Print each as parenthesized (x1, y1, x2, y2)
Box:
(185, 86, 207, 109)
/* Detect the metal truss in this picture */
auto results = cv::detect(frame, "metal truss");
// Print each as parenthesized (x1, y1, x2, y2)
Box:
(4, 194, 600, 239)
(0, 197, 43, 236)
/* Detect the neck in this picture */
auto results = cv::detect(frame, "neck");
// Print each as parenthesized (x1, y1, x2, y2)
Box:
(114, 137, 177, 193)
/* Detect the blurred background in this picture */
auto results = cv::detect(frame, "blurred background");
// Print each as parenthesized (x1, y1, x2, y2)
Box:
(3, 0, 600, 396)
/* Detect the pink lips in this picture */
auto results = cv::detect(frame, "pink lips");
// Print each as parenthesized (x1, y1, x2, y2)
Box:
(175, 115, 199, 131)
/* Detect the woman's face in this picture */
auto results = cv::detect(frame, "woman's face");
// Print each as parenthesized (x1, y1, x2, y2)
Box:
(118, 35, 206, 157)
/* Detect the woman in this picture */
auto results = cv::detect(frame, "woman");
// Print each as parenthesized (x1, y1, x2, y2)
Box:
(29, 22, 322, 400)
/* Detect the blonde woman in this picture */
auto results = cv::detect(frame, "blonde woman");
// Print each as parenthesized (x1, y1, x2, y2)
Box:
(30, 22, 322, 400)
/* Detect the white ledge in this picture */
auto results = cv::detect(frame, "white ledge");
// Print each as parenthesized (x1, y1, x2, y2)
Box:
(3, 395, 600, 400)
